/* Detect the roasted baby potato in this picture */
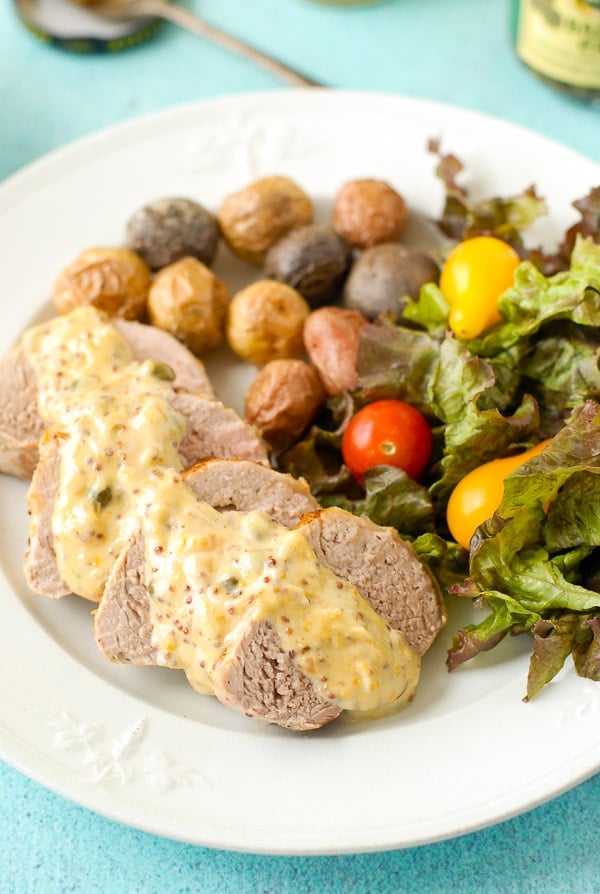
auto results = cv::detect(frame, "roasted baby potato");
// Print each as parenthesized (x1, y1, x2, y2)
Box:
(147, 256, 230, 355)
(52, 247, 151, 319)
(217, 176, 313, 265)
(226, 279, 310, 365)
(245, 358, 325, 450)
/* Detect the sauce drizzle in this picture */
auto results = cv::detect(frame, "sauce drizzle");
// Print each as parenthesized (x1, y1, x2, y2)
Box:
(24, 307, 420, 714)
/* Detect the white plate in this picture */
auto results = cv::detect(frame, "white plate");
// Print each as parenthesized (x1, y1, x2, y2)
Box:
(0, 90, 599, 856)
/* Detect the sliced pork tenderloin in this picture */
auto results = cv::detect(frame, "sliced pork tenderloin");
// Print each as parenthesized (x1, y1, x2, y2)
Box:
(24, 435, 71, 599)
(171, 393, 268, 470)
(211, 619, 341, 731)
(91, 533, 161, 666)
(299, 507, 446, 656)
(183, 458, 318, 526)
(0, 348, 45, 479)
(25, 399, 268, 600)
(113, 319, 216, 398)
(96, 462, 320, 660)
(0, 318, 218, 481)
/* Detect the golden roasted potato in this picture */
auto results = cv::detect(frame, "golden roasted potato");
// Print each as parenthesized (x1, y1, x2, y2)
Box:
(217, 176, 313, 265)
(52, 247, 150, 319)
(226, 279, 310, 366)
(147, 256, 230, 355)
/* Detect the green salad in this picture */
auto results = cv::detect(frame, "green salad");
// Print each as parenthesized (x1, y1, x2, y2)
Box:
(277, 153, 600, 699)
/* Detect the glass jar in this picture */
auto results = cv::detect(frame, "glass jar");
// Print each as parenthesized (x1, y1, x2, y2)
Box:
(512, 0, 600, 100)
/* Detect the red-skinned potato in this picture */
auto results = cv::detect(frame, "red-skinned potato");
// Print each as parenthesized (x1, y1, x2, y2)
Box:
(332, 179, 408, 249)
(303, 306, 367, 396)
(245, 359, 326, 451)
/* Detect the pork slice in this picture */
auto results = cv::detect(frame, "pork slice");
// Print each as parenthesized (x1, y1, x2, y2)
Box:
(0, 317, 218, 481)
(24, 436, 71, 599)
(113, 319, 216, 399)
(93, 532, 161, 666)
(0, 348, 44, 479)
(95, 462, 319, 658)
(299, 507, 446, 656)
(212, 619, 340, 731)
(171, 392, 268, 468)
(95, 534, 339, 730)
(25, 392, 268, 599)
(184, 458, 318, 526)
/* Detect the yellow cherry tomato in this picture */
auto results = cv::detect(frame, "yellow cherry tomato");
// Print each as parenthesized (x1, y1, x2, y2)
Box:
(446, 439, 552, 550)
(440, 236, 521, 339)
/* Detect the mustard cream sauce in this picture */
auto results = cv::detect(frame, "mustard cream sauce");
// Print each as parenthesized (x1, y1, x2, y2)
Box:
(23, 307, 420, 714)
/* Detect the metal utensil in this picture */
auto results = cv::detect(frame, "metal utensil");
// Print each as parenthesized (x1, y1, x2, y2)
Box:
(77, 0, 321, 86)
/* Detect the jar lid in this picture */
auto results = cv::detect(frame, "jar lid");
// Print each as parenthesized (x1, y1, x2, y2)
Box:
(14, 0, 161, 53)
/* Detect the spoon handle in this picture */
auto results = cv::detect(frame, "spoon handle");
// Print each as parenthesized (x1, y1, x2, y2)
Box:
(133, 0, 321, 87)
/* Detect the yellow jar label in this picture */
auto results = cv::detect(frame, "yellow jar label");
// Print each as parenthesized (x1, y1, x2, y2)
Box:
(516, 0, 600, 88)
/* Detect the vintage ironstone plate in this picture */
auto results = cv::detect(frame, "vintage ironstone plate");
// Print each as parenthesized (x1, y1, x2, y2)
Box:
(0, 90, 598, 855)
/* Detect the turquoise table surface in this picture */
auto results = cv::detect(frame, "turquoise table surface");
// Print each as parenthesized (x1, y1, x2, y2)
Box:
(1, 0, 599, 891)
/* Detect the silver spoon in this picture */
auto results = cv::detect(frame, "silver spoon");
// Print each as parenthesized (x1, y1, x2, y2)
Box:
(75, 0, 321, 86)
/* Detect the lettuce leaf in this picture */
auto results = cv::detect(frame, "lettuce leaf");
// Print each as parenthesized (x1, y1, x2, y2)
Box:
(448, 401, 600, 694)
(557, 187, 600, 263)
(525, 613, 600, 700)
(319, 465, 436, 536)
(427, 336, 539, 509)
(573, 616, 600, 679)
(412, 532, 468, 594)
(277, 428, 353, 496)
(430, 141, 600, 275)
(519, 325, 600, 435)
(353, 321, 440, 417)
(402, 283, 450, 335)
(361, 466, 435, 533)
(447, 590, 541, 671)
(429, 140, 548, 252)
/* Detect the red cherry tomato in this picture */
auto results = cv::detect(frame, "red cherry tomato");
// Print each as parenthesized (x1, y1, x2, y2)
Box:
(341, 399, 433, 481)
